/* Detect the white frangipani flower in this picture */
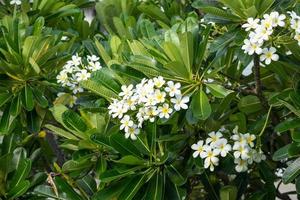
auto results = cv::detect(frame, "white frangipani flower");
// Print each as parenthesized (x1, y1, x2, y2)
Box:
(158, 103, 173, 119)
(88, 61, 102, 71)
(153, 76, 165, 88)
(244, 133, 256, 147)
(71, 55, 82, 66)
(10, 0, 21, 5)
(171, 95, 189, 111)
(119, 84, 134, 99)
(120, 115, 134, 132)
(57, 54, 103, 94)
(87, 55, 100, 62)
(294, 34, 300, 45)
(56, 71, 69, 85)
(206, 131, 223, 147)
(108, 77, 189, 139)
(242, 39, 262, 55)
(233, 144, 250, 160)
(234, 158, 248, 172)
(154, 89, 166, 103)
(201, 146, 220, 171)
(270, 12, 286, 27)
(253, 149, 266, 163)
(215, 138, 231, 157)
(260, 47, 279, 65)
(191, 140, 205, 158)
(242, 18, 260, 31)
(191, 127, 265, 173)
(75, 69, 91, 81)
(165, 81, 181, 97)
(125, 125, 140, 140)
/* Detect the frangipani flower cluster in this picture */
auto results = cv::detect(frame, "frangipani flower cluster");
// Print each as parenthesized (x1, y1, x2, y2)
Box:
(241, 12, 287, 65)
(242, 11, 300, 65)
(191, 127, 266, 172)
(56, 55, 102, 94)
(288, 11, 300, 45)
(10, 0, 21, 5)
(108, 77, 190, 140)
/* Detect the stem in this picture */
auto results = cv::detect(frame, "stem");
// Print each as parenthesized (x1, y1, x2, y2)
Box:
(103, 114, 111, 134)
(259, 105, 272, 137)
(253, 54, 280, 126)
(253, 54, 268, 110)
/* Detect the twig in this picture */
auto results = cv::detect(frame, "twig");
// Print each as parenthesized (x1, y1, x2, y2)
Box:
(253, 54, 280, 126)
(253, 54, 269, 110)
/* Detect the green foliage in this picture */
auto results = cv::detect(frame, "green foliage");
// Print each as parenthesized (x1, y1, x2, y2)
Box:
(0, 0, 299, 200)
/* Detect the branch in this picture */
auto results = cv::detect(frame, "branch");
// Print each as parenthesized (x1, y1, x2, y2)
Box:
(253, 54, 280, 126)
(253, 54, 269, 109)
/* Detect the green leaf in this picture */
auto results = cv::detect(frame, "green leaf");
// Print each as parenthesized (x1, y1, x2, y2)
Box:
(0, 105, 12, 134)
(209, 31, 237, 53)
(110, 133, 142, 158)
(279, 100, 300, 118)
(91, 68, 121, 94)
(191, 89, 211, 120)
(33, 185, 68, 200)
(292, 130, 300, 142)
(27, 110, 41, 133)
(11, 147, 27, 172)
(22, 85, 34, 111)
(62, 157, 93, 173)
(138, 3, 170, 25)
(113, 17, 132, 39)
(220, 185, 237, 200)
(275, 118, 300, 133)
(45, 124, 79, 140)
(195, 25, 211, 71)
(163, 42, 190, 79)
(238, 95, 263, 114)
(33, 87, 48, 108)
(29, 57, 41, 74)
(157, 134, 188, 142)
(7, 180, 30, 200)
(192, 3, 241, 21)
(273, 144, 291, 161)
(92, 178, 128, 200)
(0, 153, 13, 178)
(282, 157, 300, 183)
(179, 32, 193, 78)
(9, 94, 21, 116)
(255, 0, 274, 15)
(81, 79, 119, 101)
(9, 159, 31, 189)
(62, 110, 87, 133)
(165, 165, 186, 186)
(110, 36, 121, 55)
(206, 83, 233, 98)
(144, 171, 164, 200)
(99, 168, 137, 183)
(118, 173, 150, 200)
(0, 92, 12, 107)
(77, 175, 97, 196)
(114, 155, 146, 166)
(54, 177, 82, 200)
(33, 17, 45, 35)
(296, 177, 300, 194)
(219, 0, 247, 18)
(165, 177, 186, 199)
(94, 39, 111, 66)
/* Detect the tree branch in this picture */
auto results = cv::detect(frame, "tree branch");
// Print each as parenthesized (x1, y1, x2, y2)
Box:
(253, 54, 280, 126)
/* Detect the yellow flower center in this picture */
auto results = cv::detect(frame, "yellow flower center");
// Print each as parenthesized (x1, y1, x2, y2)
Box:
(266, 52, 273, 59)
(162, 107, 168, 114)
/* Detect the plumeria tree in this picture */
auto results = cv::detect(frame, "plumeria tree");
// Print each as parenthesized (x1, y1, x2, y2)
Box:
(0, 0, 300, 200)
